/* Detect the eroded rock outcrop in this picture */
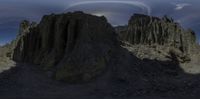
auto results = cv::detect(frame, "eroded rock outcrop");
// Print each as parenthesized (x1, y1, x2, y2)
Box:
(13, 12, 118, 82)
(117, 14, 199, 63)
(120, 14, 197, 54)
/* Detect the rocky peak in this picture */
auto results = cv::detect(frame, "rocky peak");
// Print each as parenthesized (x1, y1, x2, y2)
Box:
(121, 14, 197, 55)
(12, 11, 118, 82)
(18, 20, 37, 37)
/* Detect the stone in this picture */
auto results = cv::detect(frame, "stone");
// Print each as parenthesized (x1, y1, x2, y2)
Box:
(12, 11, 119, 82)
(119, 14, 197, 54)
(117, 14, 199, 63)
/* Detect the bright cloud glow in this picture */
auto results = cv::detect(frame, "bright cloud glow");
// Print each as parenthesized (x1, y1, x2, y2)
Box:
(175, 3, 191, 10)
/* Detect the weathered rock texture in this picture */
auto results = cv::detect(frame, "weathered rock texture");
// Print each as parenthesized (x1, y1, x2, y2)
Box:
(13, 12, 118, 82)
(116, 14, 200, 63)
(120, 14, 197, 55)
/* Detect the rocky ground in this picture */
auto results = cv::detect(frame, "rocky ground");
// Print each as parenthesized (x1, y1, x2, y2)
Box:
(0, 44, 200, 99)
(0, 45, 15, 73)
(0, 57, 199, 99)
(122, 41, 200, 74)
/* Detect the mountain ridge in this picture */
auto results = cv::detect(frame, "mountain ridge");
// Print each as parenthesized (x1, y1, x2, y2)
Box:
(116, 13, 199, 63)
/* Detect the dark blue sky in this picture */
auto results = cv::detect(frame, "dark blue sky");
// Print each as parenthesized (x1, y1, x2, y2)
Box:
(0, 0, 200, 45)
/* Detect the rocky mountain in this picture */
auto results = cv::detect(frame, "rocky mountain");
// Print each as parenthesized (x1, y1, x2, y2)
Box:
(12, 11, 119, 82)
(117, 14, 199, 63)
(119, 14, 197, 53)
(5, 12, 200, 98)
(131, 15, 195, 45)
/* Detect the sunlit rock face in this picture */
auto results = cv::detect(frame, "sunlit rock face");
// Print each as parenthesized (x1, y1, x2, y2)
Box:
(123, 14, 197, 54)
(13, 11, 119, 82)
(116, 14, 200, 66)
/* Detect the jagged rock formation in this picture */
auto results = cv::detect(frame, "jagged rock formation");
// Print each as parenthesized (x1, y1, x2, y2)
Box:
(117, 14, 199, 63)
(13, 11, 118, 82)
(120, 14, 197, 55)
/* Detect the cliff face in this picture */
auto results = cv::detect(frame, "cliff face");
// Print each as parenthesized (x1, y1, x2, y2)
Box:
(13, 12, 118, 82)
(121, 14, 197, 54)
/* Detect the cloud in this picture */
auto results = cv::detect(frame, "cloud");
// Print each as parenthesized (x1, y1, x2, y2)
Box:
(175, 3, 191, 10)
(65, 0, 151, 15)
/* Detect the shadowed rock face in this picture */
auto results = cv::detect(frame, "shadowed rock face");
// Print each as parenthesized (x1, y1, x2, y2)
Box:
(120, 14, 197, 54)
(13, 11, 118, 82)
